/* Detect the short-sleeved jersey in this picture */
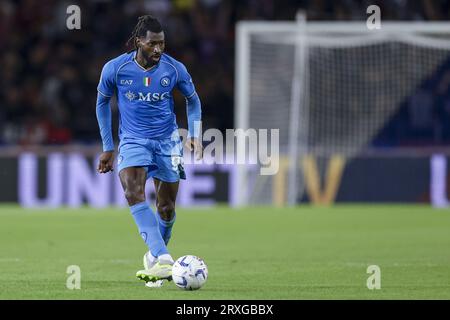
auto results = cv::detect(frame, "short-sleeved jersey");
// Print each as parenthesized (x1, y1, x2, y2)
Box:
(97, 51, 196, 139)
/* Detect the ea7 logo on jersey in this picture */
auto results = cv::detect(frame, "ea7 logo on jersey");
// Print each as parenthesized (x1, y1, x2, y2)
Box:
(120, 79, 133, 85)
(138, 92, 170, 102)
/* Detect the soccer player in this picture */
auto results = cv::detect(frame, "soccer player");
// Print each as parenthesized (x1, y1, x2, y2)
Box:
(95, 15, 203, 286)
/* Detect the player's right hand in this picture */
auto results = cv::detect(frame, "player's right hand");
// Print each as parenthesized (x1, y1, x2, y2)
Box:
(97, 151, 115, 173)
(185, 137, 203, 161)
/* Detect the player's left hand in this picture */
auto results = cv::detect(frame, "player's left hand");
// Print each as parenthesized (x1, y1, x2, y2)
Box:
(185, 137, 203, 160)
(97, 151, 115, 173)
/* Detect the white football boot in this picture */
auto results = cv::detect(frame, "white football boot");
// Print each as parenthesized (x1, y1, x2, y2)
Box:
(142, 251, 164, 288)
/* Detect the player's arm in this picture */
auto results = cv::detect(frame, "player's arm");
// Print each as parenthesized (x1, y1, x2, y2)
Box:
(177, 64, 203, 160)
(185, 92, 202, 159)
(96, 93, 114, 173)
(96, 61, 116, 173)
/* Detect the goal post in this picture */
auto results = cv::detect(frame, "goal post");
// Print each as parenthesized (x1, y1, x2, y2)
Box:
(234, 19, 450, 207)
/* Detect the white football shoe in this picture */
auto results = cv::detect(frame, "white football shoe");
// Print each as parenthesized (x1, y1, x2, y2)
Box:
(142, 251, 164, 288)
(145, 280, 164, 288)
(136, 262, 172, 282)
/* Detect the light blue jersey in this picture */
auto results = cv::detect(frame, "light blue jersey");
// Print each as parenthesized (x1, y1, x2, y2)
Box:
(96, 51, 202, 181)
(97, 51, 198, 140)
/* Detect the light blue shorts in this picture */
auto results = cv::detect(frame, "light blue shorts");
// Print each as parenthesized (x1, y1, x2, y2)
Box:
(117, 133, 185, 183)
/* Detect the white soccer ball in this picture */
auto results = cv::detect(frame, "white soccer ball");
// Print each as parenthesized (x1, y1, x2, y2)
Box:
(172, 255, 208, 290)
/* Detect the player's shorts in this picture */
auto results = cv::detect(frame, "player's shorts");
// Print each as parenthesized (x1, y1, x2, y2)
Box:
(117, 132, 185, 183)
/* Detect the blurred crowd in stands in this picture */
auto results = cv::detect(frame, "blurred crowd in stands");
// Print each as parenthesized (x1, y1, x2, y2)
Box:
(1, 0, 450, 147)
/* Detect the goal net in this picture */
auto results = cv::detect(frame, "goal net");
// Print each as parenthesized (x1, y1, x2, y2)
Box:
(235, 19, 450, 206)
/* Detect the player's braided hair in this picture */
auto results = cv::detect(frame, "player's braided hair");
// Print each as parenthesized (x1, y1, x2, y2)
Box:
(126, 15, 163, 50)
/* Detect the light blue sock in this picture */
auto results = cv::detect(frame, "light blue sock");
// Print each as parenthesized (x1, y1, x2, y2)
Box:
(157, 212, 176, 245)
(130, 201, 168, 257)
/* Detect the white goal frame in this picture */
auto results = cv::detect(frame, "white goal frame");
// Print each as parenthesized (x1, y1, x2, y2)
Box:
(234, 20, 450, 207)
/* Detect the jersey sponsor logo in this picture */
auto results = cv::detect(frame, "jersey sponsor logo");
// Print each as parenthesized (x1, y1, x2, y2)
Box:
(120, 79, 133, 85)
(160, 77, 171, 87)
(125, 90, 136, 101)
(138, 91, 170, 102)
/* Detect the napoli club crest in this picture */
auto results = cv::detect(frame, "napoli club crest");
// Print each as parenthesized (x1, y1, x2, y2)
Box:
(160, 77, 171, 87)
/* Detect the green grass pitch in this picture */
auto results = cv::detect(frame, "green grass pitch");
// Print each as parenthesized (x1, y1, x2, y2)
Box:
(0, 204, 449, 299)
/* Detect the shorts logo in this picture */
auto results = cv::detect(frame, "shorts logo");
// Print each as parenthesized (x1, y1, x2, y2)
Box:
(171, 155, 186, 179)
(171, 155, 183, 172)
(160, 77, 171, 87)
(118, 155, 123, 165)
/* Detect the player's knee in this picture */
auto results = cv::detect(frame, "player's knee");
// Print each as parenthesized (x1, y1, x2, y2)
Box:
(124, 188, 145, 206)
(157, 202, 175, 221)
